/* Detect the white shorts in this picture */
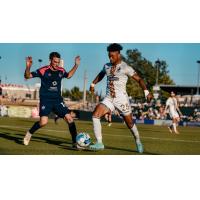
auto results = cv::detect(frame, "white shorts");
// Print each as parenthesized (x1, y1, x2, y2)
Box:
(101, 95, 132, 116)
(169, 111, 179, 119)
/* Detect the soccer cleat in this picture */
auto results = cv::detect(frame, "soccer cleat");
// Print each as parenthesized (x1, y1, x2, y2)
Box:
(136, 141, 144, 153)
(72, 143, 85, 150)
(23, 131, 32, 146)
(54, 116, 59, 124)
(89, 142, 105, 151)
(108, 123, 112, 127)
(168, 126, 173, 133)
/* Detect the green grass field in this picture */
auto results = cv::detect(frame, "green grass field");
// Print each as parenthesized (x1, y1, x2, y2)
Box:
(0, 117, 200, 155)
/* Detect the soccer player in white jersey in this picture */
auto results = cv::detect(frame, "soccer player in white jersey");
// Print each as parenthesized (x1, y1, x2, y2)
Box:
(164, 91, 183, 134)
(89, 43, 152, 153)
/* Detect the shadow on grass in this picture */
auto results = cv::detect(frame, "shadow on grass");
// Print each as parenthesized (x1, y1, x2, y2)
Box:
(105, 145, 160, 155)
(0, 131, 72, 147)
(0, 131, 160, 155)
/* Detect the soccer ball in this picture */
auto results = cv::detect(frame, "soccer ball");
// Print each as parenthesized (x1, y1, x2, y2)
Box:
(76, 132, 91, 147)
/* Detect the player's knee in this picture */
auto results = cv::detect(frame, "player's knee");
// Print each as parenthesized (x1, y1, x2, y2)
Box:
(64, 114, 73, 123)
(125, 121, 133, 129)
(39, 120, 48, 127)
(92, 112, 101, 119)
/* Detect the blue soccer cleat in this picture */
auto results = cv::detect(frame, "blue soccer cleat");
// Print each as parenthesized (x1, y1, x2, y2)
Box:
(136, 141, 144, 153)
(89, 142, 105, 151)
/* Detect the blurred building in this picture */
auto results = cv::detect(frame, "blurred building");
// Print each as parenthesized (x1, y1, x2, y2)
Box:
(154, 84, 200, 106)
(0, 83, 40, 100)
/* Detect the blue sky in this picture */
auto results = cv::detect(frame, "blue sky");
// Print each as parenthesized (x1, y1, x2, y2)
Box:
(0, 43, 200, 95)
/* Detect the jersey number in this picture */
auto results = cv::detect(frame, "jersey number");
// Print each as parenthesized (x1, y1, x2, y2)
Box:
(120, 103, 129, 112)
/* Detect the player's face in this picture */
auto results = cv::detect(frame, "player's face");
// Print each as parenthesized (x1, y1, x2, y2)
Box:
(50, 57, 60, 69)
(108, 51, 121, 64)
(171, 91, 175, 97)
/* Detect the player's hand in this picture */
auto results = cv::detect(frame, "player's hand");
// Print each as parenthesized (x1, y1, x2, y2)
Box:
(146, 93, 153, 103)
(26, 56, 33, 68)
(75, 56, 81, 66)
(89, 85, 95, 94)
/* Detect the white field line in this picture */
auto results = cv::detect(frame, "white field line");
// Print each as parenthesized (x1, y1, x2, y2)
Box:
(0, 125, 200, 144)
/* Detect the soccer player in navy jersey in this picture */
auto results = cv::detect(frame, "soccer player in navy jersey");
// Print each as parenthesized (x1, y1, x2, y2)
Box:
(23, 52, 80, 148)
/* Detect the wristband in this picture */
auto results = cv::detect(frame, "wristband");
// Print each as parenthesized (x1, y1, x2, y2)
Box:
(90, 83, 95, 87)
(144, 90, 149, 98)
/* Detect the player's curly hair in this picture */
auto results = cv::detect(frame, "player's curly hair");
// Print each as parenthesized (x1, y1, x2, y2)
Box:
(107, 43, 123, 52)
(49, 52, 61, 60)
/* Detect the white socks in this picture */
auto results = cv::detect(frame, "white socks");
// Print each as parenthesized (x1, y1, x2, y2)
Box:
(92, 117, 141, 144)
(92, 117, 102, 143)
(172, 123, 177, 132)
(130, 124, 141, 143)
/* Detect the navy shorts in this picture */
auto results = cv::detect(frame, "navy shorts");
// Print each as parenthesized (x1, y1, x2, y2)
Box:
(39, 98, 70, 118)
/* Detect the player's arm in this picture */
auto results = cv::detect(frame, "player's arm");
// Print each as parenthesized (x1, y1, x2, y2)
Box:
(164, 104, 169, 114)
(24, 56, 33, 79)
(132, 73, 153, 102)
(176, 102, 183, 116)
(89, 70, 106, 93)
(66, 56, 80, 79)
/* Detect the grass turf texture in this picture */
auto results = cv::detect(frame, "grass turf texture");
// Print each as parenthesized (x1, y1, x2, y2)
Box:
(0, 117, 200, 155)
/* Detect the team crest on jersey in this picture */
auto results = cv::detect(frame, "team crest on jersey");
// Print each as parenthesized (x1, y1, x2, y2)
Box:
(52, 81, 57, 86)
(48, 73, 51, 76)
(117, 67, 121, 72)
(59, 73, 62, 78)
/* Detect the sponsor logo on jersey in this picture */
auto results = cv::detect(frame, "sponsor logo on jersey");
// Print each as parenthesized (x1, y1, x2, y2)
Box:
(52, 81, 57, 86)
(117, 67, 121, 72)
(49, 87, 58, 91)
(59, 73, 62, 78)
(108, 76, 119, 81)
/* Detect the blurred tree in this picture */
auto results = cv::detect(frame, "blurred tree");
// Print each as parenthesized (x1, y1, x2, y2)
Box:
(62, 89, 71, 98)
(62, 87, 83, 101)
(70, 86, 83, 101)
(123, 49, 174, 100)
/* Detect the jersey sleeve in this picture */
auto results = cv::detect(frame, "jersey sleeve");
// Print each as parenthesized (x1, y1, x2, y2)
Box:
(166, 98, 170, 106)
(101, 65, 106, 73)
(31, 69, 42, 78)
(62, 70, 69, 78)
(125, 65, 136, 77)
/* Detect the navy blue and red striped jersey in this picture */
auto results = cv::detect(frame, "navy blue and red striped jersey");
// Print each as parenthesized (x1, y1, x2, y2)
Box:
(31, 65, 68, 99)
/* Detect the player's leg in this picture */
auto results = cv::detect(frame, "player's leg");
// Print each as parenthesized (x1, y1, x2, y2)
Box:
(168, 122, 173, 133)
(167, 113, 173, 133)
(123, 114, 143, 153)
(104, 112, 112, 126)
(54, 114, 59, 124)
(54, 100, 78, 147)
(114, 95, 143, 153)
(107, 113, 112, 127)
(23, 116, 48, 145)
(90, 103, 111, 150)
(174, 117, 180, 134)
(23, 100, 51, 145)
(64, 114, 78, 146)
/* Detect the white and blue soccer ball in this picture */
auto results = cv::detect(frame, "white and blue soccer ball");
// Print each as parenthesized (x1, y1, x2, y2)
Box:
(76, 132, 91, 147)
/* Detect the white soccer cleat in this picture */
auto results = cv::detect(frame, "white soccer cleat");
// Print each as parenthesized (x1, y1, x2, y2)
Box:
(168, 126, 173, 133)
(23, 131, 32, 146)
(108, 123, 112, 127)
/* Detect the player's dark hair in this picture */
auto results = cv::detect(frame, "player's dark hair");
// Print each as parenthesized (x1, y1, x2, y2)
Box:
(49, 52, 61, 60)
(171, 91, 176, 94)
(107, 43, 123, 52)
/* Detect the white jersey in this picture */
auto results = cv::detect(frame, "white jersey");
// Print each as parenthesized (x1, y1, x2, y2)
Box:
(166, 97, 179, 118)
(100, 61, 135, 116)
(102, 61, 136, 98)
